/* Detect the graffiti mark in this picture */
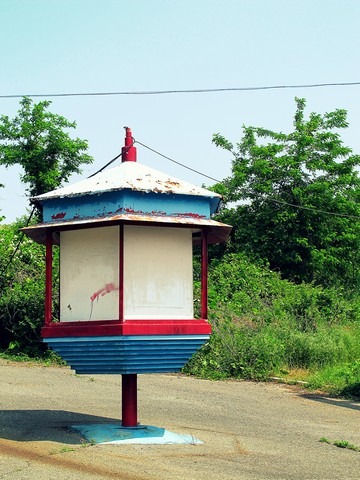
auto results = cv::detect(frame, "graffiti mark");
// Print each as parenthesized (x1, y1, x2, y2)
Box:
(89, 283, 119, 320)
(90, 283, 118, 302)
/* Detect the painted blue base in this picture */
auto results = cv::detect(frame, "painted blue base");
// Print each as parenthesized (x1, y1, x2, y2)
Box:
(71, 423, 203, 445)
(45, 335, 209, 374)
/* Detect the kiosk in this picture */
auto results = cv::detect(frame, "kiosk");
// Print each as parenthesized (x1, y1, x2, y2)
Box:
(22, 128, 231, 434)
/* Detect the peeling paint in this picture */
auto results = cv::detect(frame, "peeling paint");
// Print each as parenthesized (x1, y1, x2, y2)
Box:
(31, 162, 222, 203)
(51, 212, 66, 220)
(124, 207, 144, 214)
(173, 212, 206, 219)
(22, 213, 232, 246)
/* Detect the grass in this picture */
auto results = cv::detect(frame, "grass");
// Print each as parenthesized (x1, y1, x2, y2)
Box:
(185, 256, 360, 398)
(0, 349, 66, 366)
(305, 361, 360, 397)
(49, 440, 96, 455)
(320, 438, 360, 452)
(184, 312, 360, 398)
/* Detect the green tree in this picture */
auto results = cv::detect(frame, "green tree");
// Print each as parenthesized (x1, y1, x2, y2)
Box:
(212, 98, 360, 289)
(0, 183, 3, 221)
(0, 97, 93, 218)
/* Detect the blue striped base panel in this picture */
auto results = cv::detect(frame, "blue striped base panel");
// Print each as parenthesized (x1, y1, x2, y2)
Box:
(45, 335, 209, 374)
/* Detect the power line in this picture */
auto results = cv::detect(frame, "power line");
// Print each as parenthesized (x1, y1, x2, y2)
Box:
(1, 81, 360, 99)
(262, 197, 360, 220)
(133, 140, 360, 220)
(87, 136, 135, 178)
(87, 152, 122, 178)
(134, 140, 220, 183)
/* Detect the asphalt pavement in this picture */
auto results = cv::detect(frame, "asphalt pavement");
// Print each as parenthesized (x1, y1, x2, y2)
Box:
(0, 358, 359, 479)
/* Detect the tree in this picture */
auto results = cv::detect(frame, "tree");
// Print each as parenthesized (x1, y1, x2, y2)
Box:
(0, 182, 3, 219)
(212, 98, 360, 289)
(0, 97, 93, 218)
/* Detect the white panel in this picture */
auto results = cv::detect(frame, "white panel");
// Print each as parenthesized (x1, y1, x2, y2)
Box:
(60, 227, 119, 321)
(124, 226, 193, 319)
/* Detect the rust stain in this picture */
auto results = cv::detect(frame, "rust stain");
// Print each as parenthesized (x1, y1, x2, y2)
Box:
(174, 212, 206, 219)
(0, 439, 147, 480)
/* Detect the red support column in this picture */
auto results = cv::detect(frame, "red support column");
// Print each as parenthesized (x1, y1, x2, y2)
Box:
(201, 229, 208, 320)
(122, 374, 138, 427)
(119, 224, 124, 322)
(45, 230, 53, 325)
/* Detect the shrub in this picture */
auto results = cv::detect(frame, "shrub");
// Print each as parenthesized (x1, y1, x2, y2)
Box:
(185, 254, 360, 382)
(0, 218, 54, 353)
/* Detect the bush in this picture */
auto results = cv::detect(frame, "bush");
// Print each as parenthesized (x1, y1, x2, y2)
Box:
(185, 310, 286, 380)
(307, 359, 360, 397)
(185, 254, 360, 383)
(0, 218, 51, 353)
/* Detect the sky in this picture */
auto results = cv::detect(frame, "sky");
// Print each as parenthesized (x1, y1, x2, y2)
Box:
(0, 0, 359, 222)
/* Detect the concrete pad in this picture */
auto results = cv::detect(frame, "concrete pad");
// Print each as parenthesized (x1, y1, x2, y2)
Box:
(70, 423, 203, 445)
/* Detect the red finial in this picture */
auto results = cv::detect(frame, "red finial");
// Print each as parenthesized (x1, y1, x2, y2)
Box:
(122, 126, 137, 162)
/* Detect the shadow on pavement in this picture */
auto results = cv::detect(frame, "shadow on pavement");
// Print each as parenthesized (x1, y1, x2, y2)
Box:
(298, 394, 360, 411)
(0, 410, 121, 444)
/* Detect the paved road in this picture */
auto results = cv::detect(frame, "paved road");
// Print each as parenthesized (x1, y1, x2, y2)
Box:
(0, 358, 359, 479)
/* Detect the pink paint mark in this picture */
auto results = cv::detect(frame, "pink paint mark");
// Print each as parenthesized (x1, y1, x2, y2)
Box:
(51, 212, 66, 220)
(90, 283, 119, 302)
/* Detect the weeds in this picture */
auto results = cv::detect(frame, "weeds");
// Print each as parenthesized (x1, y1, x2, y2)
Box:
(184, 254, 360, 396)
(0, 348, 66, 366)
(320, 438, 360, 452)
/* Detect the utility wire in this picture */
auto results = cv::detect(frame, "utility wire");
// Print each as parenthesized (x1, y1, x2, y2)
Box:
(86, 139, 360, 220)
(134, 140, 220, 183)
(1, 81, 360, 99)
(87, 152, 122, 178)
(134, 140, 360, 220)
(87, 137, 135, 178)
(258, 197, 360, 220)
(1, 138, 359, 278)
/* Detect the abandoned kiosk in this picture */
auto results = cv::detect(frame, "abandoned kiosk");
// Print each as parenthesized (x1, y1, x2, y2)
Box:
(22, 128, 231, 428)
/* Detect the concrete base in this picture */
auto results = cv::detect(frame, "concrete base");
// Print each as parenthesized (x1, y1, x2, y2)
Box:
(70, 423, 203, 445)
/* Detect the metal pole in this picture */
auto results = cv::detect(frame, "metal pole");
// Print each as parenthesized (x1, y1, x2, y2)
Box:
(122, 374, 138, 427)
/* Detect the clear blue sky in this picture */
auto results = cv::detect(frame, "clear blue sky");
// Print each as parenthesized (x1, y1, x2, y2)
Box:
(1, 0, 359, 222)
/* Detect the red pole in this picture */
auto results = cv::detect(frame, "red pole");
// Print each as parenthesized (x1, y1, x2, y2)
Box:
(45, 230, 53, 325)
(201, 229, 208, 320)
(121, 127, 137, 162)
(122, 374, 138, 427)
